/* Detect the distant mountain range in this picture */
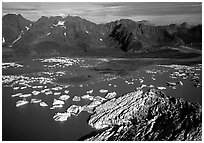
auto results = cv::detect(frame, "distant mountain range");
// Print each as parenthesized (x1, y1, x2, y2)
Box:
(2, 14, 202, 57)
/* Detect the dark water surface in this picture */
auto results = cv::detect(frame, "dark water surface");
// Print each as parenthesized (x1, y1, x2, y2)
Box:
(2, 57, 202, 140)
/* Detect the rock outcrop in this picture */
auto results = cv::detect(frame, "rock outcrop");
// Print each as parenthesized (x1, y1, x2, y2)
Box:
(83, 88, 202, 141)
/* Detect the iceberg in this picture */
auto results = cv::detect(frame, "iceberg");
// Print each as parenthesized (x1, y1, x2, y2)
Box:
(59, 95, 70, 100)
(87, 89, 94, 94)
(99, 89, 108, 93)
(72, 96, 81, 102)
(40, 102, 48, 107)
(19, 94, 32, 98)
(50, 104, 63, 109)
(31, 98, 42, 103)
(81, 94, 94, 101)
(53, 99, 65, 105)
(11, 93, 23, 97)
(16, 100, 29, 107)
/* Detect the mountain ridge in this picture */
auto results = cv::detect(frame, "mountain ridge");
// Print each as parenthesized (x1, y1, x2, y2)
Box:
(2, 14, 202, 57)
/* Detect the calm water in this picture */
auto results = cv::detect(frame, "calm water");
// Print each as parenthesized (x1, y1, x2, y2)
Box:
(2, 57, 202, 140)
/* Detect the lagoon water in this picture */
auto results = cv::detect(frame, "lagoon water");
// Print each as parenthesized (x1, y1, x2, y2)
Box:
(2, 57, 202, 140)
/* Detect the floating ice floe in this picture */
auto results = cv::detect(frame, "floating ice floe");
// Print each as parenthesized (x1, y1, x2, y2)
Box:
(64, 90, 69, 94)
(108, 84, 112, 86)
(72, 96, 81, 102)
(157, 87, 166, 90)
(32, 91, 41, 95)
(166, 82, 176, 87)
(53, 99, 65, 105)
(52, 87, 63, 91)
(99, 38, 103, 41)
(19, 94, 32, 98)
(40, 102, 48, 107)
(105, 91, 117, 99)
(16, 100, 29, 107)
(113, 85, 117, 87)
(99, 89, 108, 93)
(11, 93, 23, 97)
(45, 91, 53, 95)
(53, 112, 71, 121)
(87, 89, 94, 94)
(31, 98, 42, 103)
(81, 94, 94, 101)
(59, 95, 70, 100)
(50, 104, 63, 109)
(64, 32, 66, 36)
(47, 32, 50, 36)
(178, 81, 183, 86)
(54, 92, 61, 96)
(13, 87, 20, 90)
(20, 86, 27, 90)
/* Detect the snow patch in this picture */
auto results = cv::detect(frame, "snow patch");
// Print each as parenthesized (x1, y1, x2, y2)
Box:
(11, 31, 24, 45)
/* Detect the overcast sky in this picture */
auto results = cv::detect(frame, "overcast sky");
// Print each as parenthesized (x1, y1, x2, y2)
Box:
(2, 2, 202, 25)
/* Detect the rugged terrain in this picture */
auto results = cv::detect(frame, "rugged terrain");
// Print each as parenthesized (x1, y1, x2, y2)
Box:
(81, 87, 202, 141)
(2, 14, 202, 58)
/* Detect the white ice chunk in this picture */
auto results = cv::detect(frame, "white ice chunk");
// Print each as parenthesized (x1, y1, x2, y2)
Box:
(87, 89, 93, 94)
(85, 30, 89, 33)
(157, 87, 166, 90)
(47, 32, 50, 36)
(99, 38, 103, 41)
(64, 90, 69, 94)
(64, 32, 66, 36)
(31, 98, 42, 103)
(13, 87, 20, 90)
(50, 104, 63, 109)
(19, 94, 32, 98)
(59, 95, 70, 100)
(32, 90, 41, 95)
(16, 100, 29, 107)
(53, 99, 65, 105)
(45, 91, 53, 95)
(54, 92, 61, 96)
(72, 96, 81, 102)
(99, 89, 108, 93)
(40, 102, 48, 107)
(11, 93, 22, 97)
(81, 94, 94, 101)
(20, 86, 27, 89)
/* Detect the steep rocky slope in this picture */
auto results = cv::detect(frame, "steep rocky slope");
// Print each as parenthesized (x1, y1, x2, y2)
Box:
(82, 87, 201, 141)
(2, 14, 202, 57)
(2, 14, 33, 47)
